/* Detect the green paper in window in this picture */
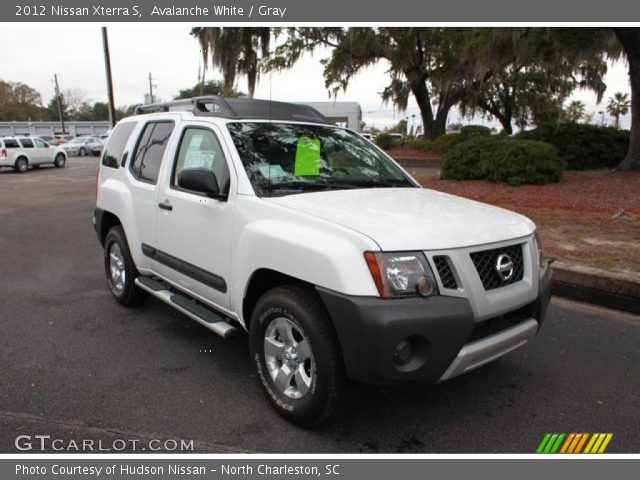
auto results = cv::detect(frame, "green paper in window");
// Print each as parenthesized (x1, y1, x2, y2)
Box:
(294, 137, 321, 176)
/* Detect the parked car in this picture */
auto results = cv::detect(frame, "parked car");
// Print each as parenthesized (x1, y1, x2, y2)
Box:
(62, 136, 102, 157)
(0, 136, 67, 172)
(94, 96, 552, 427)
(92, 130, 112, 157)
(38, 135, 57, 145)
(54, 134, 74, 145)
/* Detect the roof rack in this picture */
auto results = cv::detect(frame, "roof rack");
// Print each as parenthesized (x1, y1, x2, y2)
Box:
(133, 96, 332, 125)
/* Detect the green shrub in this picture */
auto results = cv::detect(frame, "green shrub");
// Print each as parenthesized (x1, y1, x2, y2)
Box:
(431, 133, 463, 153)
(460, 125, 492, 140)
(520, 123, 629, 170)
(442, 137, 564, 185)
(489, 140, 564, 185)
(441, 136, 504, 180)
(374, 133, 394, 150)
(407, 138, 434, 151)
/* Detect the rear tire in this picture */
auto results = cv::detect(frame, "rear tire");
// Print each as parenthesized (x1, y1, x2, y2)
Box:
(249, 284, 351, 428)
(79, 147, 86, 157)
(103, 226, 148, 307)
(54, 153, 66, 168)
(14, 157, 28, 173)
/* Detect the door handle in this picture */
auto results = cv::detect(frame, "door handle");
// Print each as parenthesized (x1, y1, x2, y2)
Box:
(158, 200, 173, 211)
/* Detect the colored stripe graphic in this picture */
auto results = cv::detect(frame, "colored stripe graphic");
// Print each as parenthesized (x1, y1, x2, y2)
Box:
(574, 433, 589, 453)
(536, 433, 552, 453)
(537, 433, 613, 454)
(559, 433, 575, 453)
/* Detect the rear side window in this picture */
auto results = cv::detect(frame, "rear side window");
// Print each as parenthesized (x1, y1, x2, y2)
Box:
(18, 138, 34, 148)
(130, 121, 174, 184)
(102, 122, 136, 168)
(3, 139, 20, 148)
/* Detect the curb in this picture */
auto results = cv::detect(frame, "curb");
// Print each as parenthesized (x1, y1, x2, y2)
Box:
(551, 262, 640, 315)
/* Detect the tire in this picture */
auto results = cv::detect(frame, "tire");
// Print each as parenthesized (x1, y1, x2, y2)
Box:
(54, 153, 66, 168)
(249, 284, 351, 428)
(103, 226, 148, 307)
(79, 147, 86, 157)
(14, 157, 28, 173)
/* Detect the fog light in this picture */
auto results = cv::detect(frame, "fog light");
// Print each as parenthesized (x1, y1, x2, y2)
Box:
(393, 339, 412, 366)
(417, 276, 435, 296)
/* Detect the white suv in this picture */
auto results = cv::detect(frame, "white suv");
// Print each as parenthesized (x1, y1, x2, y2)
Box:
(94, 97, 552, 427)
(0, 137, 67, 172)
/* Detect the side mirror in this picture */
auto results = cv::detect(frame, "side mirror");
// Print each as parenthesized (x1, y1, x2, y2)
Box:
(178, 169, 219, 197)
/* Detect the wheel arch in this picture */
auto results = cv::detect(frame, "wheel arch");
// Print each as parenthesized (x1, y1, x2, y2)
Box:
(242, 268, 321, 329)
(98, 210, 122, 246)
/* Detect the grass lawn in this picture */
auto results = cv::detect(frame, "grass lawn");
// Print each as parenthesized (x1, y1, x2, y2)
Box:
(414, 169, 640, 276)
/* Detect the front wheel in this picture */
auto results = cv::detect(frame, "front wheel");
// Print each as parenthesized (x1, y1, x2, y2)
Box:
(249, 285, 351, 428)
(54, 154, 66, 168)
(103, 226, 148, 307)
(79, 147, 86, 157)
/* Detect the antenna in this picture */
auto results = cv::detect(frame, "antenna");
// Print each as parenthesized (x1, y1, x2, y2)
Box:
(269, 69, 273, 123)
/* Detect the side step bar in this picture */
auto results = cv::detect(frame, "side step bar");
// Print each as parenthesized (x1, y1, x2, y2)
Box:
(135, 276, 238, 338)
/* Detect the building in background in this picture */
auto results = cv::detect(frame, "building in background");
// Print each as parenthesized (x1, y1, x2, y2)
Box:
(301, 102, 362, 131)
(0, 121, 110, 137)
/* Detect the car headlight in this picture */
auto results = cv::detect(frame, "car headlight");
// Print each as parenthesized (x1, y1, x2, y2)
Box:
(364, 251, 439, 298)
(534, 230, 546, 268)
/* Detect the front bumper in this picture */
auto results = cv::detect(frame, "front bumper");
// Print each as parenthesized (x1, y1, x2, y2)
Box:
(317, 266, 553, 386)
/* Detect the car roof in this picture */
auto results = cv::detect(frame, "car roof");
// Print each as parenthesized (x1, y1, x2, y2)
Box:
(133, 96, 332, 126)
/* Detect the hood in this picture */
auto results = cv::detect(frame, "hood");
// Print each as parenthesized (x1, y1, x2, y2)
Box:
(266, 188, 535, 251)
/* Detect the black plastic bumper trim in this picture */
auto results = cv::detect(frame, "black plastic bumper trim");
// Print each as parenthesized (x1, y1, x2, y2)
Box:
(316, 267, 553, 387)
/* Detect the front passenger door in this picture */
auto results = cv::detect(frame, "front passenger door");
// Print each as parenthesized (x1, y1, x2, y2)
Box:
(33, 138, 51, 164)
(154, 124, 235, 311)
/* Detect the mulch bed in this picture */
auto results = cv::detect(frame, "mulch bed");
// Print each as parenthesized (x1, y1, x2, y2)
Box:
(385, 148, 441, 160)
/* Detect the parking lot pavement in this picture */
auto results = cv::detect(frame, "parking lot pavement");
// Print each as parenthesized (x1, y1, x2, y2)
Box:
(0, 157, 638, 453)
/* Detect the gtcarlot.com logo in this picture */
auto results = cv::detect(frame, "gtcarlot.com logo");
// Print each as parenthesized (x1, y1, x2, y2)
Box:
(536, 433, 613, 454)
(14, 435, 194, 452)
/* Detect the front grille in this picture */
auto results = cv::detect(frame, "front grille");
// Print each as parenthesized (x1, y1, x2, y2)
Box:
(470, 243, 524, 290)
(433, 256, 458, 289)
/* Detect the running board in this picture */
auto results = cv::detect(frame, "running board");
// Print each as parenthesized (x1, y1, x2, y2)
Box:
(135, 276, 238, 338)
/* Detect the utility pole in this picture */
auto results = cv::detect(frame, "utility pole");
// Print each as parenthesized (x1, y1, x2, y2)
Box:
(53, 74, 66, 134)
(101, 27, 116, 128)
(148, 72, 154, 104)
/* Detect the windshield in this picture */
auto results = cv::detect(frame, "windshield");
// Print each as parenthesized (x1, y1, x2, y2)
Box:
(227, 122, 415, 197)
(69, 137, 85, 144)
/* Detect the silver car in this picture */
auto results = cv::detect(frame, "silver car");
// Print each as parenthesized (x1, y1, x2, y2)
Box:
(0, 137, 67, 172)
(62, 136, 102, 157)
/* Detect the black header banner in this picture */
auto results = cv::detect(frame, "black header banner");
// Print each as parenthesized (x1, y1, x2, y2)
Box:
(5, 0, 640, 22)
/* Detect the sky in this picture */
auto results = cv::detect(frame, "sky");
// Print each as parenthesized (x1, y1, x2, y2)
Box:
(0, 25, 632, 130)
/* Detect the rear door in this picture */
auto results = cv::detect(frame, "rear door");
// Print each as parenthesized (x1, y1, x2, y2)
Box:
(126, 119, 176, 263)
(17, 138, 35, 163)
(153, 122, 236, 311)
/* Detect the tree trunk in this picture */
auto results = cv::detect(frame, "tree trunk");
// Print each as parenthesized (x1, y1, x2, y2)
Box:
(410, 80, 438, 140)
(433, 107, 449, 138)
(614, 28, 640, 171)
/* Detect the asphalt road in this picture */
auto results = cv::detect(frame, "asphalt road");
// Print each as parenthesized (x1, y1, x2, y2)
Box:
(0, 158, 638, 453)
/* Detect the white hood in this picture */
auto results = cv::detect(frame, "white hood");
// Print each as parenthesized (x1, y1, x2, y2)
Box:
(266, 188, 535, 251)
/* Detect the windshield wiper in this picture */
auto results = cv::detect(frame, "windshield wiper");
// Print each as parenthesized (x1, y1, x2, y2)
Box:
(259, 181, 330, 191)
(328, 179, 412, 188)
